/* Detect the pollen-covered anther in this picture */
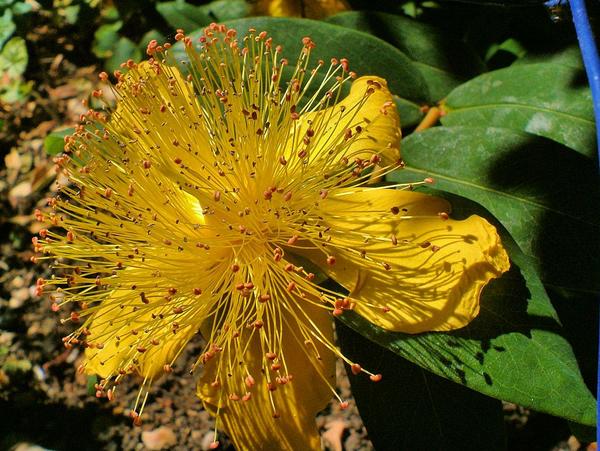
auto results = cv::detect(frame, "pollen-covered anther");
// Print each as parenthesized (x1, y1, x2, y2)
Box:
(271, 362, 281, 371)
(265, 352, 277, 361)
(382, 306, 391, 313)
(231, 263, 240, 272)
(370, 374, 383, 382)
(326, 255, 336, 266)
(66, 231, 74, 242)
(390, 206, 400, 215)
(424, 177, 435, 184)
(259, 293, 271, 303)
(267, 382, 277, 392)
(286, 281, 296, 292)
(350, 363, 362, 375)
(340, 401, 349, 410)
(287, 235, 299, 245)
(253, 320, 264, 329)
(163, 364, 173, 373)
(193, 288, 202, 295)
(209, 441, 220, 450)
(438, 212, 449, 220)
(245, 375, 255, 388)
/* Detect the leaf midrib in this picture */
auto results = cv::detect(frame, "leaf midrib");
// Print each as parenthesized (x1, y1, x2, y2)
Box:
(402, 166, 600, 227)
(445, 102, 594, 126)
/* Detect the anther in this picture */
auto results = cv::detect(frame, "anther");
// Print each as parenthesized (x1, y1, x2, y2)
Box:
(287, 235, 299, 245)
(351, 363, 362, 375)
(340, 401, 349, 410)
(259, 294, 271, 303)
(231, 263, 240, 272)
(390, 206, 400, 215)
(326, 255, 336, 266)
(438, 212, 449, 220)
(370, 374, 383, 382)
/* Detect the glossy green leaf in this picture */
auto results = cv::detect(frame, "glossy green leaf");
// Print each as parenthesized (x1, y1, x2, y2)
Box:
(389, 126, 600, 293)
(105, 37, 141, 73)
(339, 199, 596, 426)
(156, 1, 212, 31)
(0, 9, 15, 49)
(326, 11, 485, 102)
(442, 63, 594, 156)
(216, 17, 430, 103)
(156, 0, 248, 31)
(394, 96, 423, 129)
(199, 0, 249, 22)
(44, 128, 75, 156)
(0, 37, 27, 77)
(516, 45, 582, 69)
(337, 319, 505, 450)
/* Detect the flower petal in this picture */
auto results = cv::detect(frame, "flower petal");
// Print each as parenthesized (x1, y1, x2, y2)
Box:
(290, 76, 401, 166)
(297, 188, 510, 333)
(196, 302, 335, 450)
(253, 0, 350, 18)
(85, 289, 197, 379)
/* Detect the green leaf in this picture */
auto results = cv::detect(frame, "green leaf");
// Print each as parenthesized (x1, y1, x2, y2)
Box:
(516, 45, 582, 69)
(485, 37, 527, 62)
(394, 96, 423, 129)
(44, 128, 75, 156)
(62, 4, 80, 25)
(200, 0, 249, 22)
(338, 198, 596, 426)
(389, 126, 600, 293)
(105, 37, 141, 73)
(337, 319, 505, 450)
(11, 1, 32, 15)
(0, 9, 15, 49)
(0, 36, 27, 77)
(92, 21, 123, 59)
(326, 11, 485, 102)
(442, 63, 594, 156)
(216, 17, 430, 104)
(156, 0, 212, 31)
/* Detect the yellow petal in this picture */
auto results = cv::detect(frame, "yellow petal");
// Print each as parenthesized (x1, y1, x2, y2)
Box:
(296, 188, 510, 333)
(197, 302, 335, 450)
(289, 76, 401, 166)
(253, 0, 350, 18)
(85, 288, 197, 379)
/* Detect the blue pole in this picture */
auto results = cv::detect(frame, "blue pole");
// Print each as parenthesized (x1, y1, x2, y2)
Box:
(567, 0, 600, 444)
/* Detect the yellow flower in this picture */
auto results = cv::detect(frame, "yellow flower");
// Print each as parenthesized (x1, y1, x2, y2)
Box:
(253, 0, 350, 18)
(35, 24, 509, 450)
